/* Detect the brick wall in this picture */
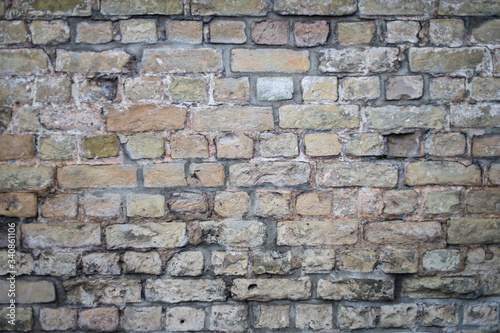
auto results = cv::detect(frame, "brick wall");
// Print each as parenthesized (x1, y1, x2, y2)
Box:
(0, 0, 499, 331)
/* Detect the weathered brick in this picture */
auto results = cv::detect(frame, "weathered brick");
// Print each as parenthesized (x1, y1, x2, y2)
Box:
(423, 249, 460, 272)
(260, 133, 298, 157)
(31, 20, 70, 44)
(339, 250, 377, 272)
(338, 21, 375, 45)
(0, 49, 49, 73)
(82, 193, 122, 218)
(230, 162, 310, 187)
(0, 251, 34, 275)
(142, 48, 222, 73)
(319, 47, 399, 73)
(127, 193, 165, 217)
(468, 190, 500, 213)
(439, 0, 500, 16)
(386, 75, 424, 100)
(193, 106, 273, 131)
(424, 190, 461, 215)
(191, 0, 266, 16)
(426, 132, 466, 156)
(409, 47, 489, 75)
(210, 305, 248, 331)
(254, 305, 289, 329)
(360, 0, 434, 15)
(126, 134, 164, 159)
(471, 20, 500, 45)
(169, 192, 208, 215)
(107, 104, 186, 132)
(188, 163, 225, 187)
(40, 308, 77, 331)
(58, 165, 137, 188)
(296, 192, 332, 216)
(106, 222, 186, 249)
(213, 77, 249, 103)
(79, 308, 119, 332)
(65, 279, 141, 306)
(56, 49, 130, 73)
(83, 135, 119, 159)
(252, 20, 289, 45)
(448, 218, 500, 244)
(305, 133, 341, 156)
(346, 133, 384, 156)
(465, 303, 499, 326)
(122, 307, 162, 332)
(200, 220, 266, 247)
(340, 76, 380, 101)
(38, 252, 77, 277)
(430, 19, 465, 47)
(166, 20, 202, 44)
(212, 251, 248, 276)
(231, 277, 311, 301)
(0, 20, 26, 44)
(471, 78, 500, 101)
(406, 161, 481, 186)
(101, 0, 182, 15)
(275, 0, 356, 15)
(294, 21, 329, 47)
(387, 132, 423, 157)
(296, 304, 333, 330)
(253, 251, 292, 275)
(0, 307, 32, 332)
(489, 163, 500, 185)
(380, 248, 418, 274)
(121, 19, 157, 44)
(22, 223, 101, 248)
(318, 278, 394, 301)
(124, 77, 162, 101)
(365, 105, 445, 130)
(316, 162, 398, 188)
(302, 249, 336, 273)
(82, 253, 120, 275)
(144, 163, 187, 187)
(9, 0, 92, 17)
(166, 307, 205, 331)
(278, 220, 357, 246)
(170, 76, 206, 102)
(338, 306, 377, 330)
(385, 20, 420, 43)
(39, 104, 103, 131)
(365, 221, 443, 244)
(145, 278, 226, 303)
(35, 75, 72, 103)
(451, 103, 500, 128)
(166, 251, 204, 276)
(0, 165, 53, 191)
(123, 251, 162, 275)
(171, 134, 208, 159)
(0, 193, 37, 217)
(422, 305, 459, 327)
(0, 77, 30, 104)
(465, 247, 500, 272)
(209, 20, 246, 44)
(402, 276, 480, 298)
(255, 190, 291, 218)
(41, 194, 78, 218)
(232, 48, 309, 72)
(380, 304, 418, 328)
(302, 76, 338, 101)
(76, 21, 112, 44)
(0, 280, 55, 303)
(256, 77, 293, 101)
(280, 104, 359, 129)
(214, 191, 249, 217)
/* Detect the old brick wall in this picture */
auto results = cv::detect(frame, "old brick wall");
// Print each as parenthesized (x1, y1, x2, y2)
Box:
(0, 0, 499, 331)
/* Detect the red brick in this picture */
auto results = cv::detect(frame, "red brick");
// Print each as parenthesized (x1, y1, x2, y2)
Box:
(252, 20, 289, 45)
(294, 21, 329, 47)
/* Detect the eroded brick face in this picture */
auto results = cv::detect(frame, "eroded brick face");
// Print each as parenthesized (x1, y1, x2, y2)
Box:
(1, 1, 499, 332)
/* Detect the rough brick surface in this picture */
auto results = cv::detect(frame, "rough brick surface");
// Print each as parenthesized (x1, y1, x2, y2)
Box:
(3, 3, 500, 333)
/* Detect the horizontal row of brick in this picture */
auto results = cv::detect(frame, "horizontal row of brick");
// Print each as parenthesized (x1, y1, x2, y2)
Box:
(2, 74, 500, 105)
(2, 46, 500, 75)
(2, 301, 499, 331)
(2, 0, 499, 17)
(1, 18, 498, 47)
